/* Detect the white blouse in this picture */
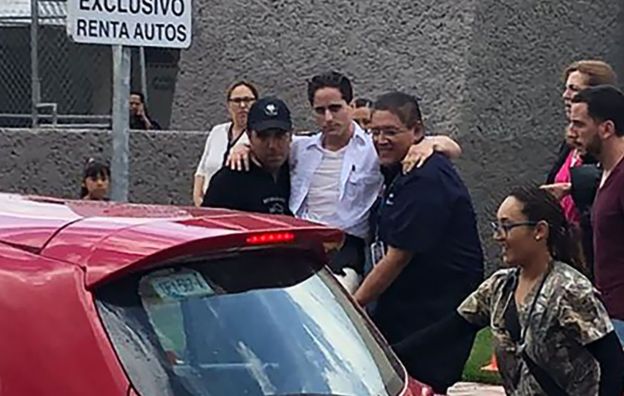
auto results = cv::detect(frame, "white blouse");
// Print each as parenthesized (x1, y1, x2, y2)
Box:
(195, 122, 250, 193)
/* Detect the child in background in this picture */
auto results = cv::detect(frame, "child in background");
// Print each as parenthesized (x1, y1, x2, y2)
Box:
(80, 159, 111, 201)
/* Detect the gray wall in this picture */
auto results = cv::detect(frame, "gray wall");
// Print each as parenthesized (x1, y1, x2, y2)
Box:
(171, 0, 477, 133)
(0, 128, 205, 205)
(458, 0, 624, 260)
(170, 0, 624, 268)
(2, 0, 623, 270)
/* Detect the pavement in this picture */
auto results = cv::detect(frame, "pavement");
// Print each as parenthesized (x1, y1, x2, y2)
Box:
(447, 382, 505, 396)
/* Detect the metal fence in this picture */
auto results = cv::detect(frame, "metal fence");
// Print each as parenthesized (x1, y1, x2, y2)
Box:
(0, 0, 115, 128)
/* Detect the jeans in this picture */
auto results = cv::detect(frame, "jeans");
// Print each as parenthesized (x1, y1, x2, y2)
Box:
(612, 318, 624, 347)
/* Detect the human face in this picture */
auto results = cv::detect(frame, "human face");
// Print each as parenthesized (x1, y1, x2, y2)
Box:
(493, 196, 547, 267)
(83, 173, 109, 200)
(370, 110, 418, 167)
(227, 85, 256, 129)
(562, 71, 589, 119)
(568, 102, 603, 157)
(312, 87, 353, 138)
(249, 129, 292, 172)
(129, 94, 143, 116)
(352, 106, 372, 130)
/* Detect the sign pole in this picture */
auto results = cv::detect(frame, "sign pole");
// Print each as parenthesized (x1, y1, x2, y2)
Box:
(30, 0, 40, 127)
(110, 45, 131, 202)
(139, 47, 148, 103)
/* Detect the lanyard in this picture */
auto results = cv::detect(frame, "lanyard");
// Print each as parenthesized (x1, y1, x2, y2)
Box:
(503, 265, 552, 352)
(374, 174, 400, 242)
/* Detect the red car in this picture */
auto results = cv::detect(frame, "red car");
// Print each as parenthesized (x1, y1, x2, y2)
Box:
(0, 194, 434, 396)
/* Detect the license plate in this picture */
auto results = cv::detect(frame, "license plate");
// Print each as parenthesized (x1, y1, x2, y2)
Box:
(150, 271, 214, 301)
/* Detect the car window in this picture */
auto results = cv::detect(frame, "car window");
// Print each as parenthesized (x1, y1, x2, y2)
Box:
(95, 249, 404, 396)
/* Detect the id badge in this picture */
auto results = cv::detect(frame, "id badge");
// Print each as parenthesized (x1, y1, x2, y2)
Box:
(370, 241, 387, 265)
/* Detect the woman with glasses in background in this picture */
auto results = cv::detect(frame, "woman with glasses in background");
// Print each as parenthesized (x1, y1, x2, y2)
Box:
(192, 81, 259, 207)
(394, 186, 624, 395)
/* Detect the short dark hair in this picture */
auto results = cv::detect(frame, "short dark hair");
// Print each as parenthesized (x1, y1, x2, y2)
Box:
(227, 81, 259, 101)
(373, 92, 423, 129)
(353, 98, 373, 108)
(572, 85, 624, 137)
(307, 71, 353, 105)
(130, 91, 145, 103)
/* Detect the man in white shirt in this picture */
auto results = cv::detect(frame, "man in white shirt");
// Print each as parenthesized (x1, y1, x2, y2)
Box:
(291, 72, 461, 291)
(228, 74, 461, 292)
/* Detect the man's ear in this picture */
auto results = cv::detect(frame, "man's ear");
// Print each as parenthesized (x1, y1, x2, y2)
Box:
(599, 120, 616, 140)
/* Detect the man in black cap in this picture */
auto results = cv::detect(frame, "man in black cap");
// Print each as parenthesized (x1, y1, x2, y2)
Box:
(201, 97, 292, 215)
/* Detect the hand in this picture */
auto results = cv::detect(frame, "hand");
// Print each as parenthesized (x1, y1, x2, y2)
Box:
(136, 103, 146, 118)
(402, 140, 435, 173)
(540, 182, 571, 200)
(226, 144, 251, 171)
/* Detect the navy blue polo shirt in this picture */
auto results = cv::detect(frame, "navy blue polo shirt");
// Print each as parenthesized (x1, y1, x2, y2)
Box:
(371, 153, 483, 345)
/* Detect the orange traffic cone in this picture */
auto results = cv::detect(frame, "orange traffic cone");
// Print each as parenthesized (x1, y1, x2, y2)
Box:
(481, 353, 498, 372)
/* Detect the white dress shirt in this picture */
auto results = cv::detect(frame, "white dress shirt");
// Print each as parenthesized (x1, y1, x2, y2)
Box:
(290, 123, 383, 239)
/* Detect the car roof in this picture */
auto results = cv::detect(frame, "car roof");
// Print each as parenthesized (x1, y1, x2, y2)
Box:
(0, 193, 342, 286)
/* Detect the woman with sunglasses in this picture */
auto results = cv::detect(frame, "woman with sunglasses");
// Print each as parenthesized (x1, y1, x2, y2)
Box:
(193, 81, 258, 207)
(394, 186, 624, 395)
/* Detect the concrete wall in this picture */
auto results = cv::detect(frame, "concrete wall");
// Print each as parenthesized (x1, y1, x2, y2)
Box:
(458, 0, 624, 260)
(171, 0, 476, 134)
(170, 0, 624, 269)
(0, 128, 206, 205)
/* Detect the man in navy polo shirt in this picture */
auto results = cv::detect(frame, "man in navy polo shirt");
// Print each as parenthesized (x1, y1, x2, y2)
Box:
(354, 92, 483, 393)
(202, 97, 292, 215)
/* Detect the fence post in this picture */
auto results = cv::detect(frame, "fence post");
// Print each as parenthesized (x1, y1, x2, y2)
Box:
(139, 47, 148, 104)
(110, 45, 131, 202)
(30, 0, 41, 127)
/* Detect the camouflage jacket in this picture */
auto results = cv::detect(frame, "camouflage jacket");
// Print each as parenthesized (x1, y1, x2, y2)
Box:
(458, 261, 613, 395)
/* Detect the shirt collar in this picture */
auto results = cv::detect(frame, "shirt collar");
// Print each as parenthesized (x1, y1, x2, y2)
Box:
(249, 157, 290, 181)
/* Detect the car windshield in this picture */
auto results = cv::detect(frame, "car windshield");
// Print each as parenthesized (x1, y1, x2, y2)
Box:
(95, 249, 404, 396)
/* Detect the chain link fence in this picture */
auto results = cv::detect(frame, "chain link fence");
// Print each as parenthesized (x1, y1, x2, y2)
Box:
(0, 0, 112, 128)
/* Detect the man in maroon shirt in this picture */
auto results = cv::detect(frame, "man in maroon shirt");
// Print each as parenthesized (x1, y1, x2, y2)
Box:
(569, 85, 624, 344)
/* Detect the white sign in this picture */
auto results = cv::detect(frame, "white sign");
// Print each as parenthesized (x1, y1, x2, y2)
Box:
(66, 0, 192, 48)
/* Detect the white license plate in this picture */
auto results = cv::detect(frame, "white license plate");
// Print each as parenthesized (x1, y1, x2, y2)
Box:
(150, 271, 214, 301)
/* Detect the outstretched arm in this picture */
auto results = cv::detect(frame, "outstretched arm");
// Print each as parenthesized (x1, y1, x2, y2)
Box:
(354, 247, 412, 306)
(403, 135, 462, 172)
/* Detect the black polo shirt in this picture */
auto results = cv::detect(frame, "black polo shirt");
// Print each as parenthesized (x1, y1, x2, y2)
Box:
(202, 161, 292, 215)
(370, 153, 483, 390)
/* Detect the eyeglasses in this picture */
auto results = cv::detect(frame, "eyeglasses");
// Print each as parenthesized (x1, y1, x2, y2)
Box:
(490, 221, 538, 237)
(313, 104, 344, 115)
(228, 97, 256, 105)
(369, 128, 409, 139)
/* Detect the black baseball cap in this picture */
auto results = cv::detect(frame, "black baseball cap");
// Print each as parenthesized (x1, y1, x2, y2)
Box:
(247, 97, 292, 133)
